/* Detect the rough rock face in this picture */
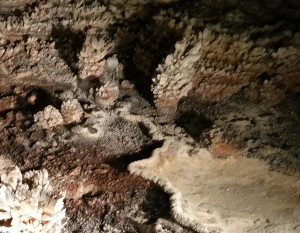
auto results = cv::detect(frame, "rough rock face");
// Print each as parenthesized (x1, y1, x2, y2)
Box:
(152, 35, 201, 108)
(0, 0, 298, 106)
(0, 0, 299, 233)
(61, 99, 83, 124)
(129, 139, 300, 233)
(78, 35, 114, 80)
(150, 15, 300, 108)
(191, 32, 300, 104)
(95, 83, 119, 106)
(34, 105, 63, 129)
(0, 38, 76, 89)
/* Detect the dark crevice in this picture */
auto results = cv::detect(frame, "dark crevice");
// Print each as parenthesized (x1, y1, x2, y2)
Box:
(0, 218, 12, 227)
(141, 184, 171, 224)
(111, 4, 184, 104)
(26, 88, 61, 114)
(105, 140, 163, 172)
(258, 72, 272, 82)
(175, 110, 213, 138)
(50, 24, 85, 75)
(138, 122, 152, 139)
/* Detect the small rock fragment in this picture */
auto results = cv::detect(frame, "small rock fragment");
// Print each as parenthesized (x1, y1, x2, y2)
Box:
(34, 105, 63, 129)
(61, 99, 84, 124)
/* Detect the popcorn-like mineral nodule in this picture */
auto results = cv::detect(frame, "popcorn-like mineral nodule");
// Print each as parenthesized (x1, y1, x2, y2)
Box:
(34, 105, 63, 129)
(0, 166, 67, 233)
(61, 99, 84, 124)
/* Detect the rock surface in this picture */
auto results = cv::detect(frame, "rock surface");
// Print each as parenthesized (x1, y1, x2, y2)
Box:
(129, 139, 300, 233)
(0, 0, 299, 232)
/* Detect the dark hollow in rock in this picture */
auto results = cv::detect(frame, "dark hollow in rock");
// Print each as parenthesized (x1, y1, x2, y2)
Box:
(105, 140, 163, 172)
(26, 88, 60, 114)
(141, 184, 172, 224)
(50, 24, 86, 75)
(112, 6, 183, 104)
(175, 110, 213, 138)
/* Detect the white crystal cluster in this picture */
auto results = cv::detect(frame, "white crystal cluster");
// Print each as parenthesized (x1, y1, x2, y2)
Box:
(0, 166, 67, 233)
(60, 99, 84, 124)
(151, 35, 201, 107)
(34, 105, 63, 129)
(78, 35, 114, 80)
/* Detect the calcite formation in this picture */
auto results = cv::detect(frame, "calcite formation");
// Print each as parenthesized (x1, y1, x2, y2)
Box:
(129, 139, 300, 233)
(152, 35, 201, 108)
(60, 99, 84, 124)
(191, 29, 300, 104)
(0, 38, 76, 88)
(191, 29, 269, 102)
(0, 0, 298, 108)
(78, 35, 114, 80)
(0, 166, 67, 233)
(95, 83, 119, 106)
(147, 2, 300, 107)
(0, 0, 114, 88)
(34, 105, 63, 129)
(0, 1, 299, 232)
(152, 25, 300, 107)
(271, 47, 300, 92)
